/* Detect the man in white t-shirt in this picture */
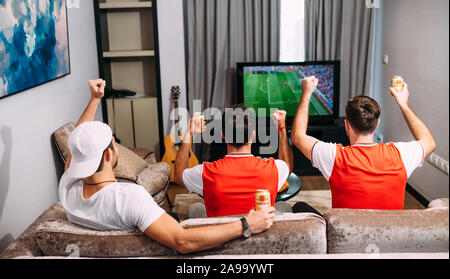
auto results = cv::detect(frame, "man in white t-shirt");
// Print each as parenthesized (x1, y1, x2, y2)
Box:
(59, 79, 275, 255)
(291, 76, 436, 210)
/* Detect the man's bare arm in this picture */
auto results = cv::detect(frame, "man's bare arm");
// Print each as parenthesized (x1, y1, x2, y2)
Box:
(390, 83, 436, 157)
(272, 110, 293, 172)
(65, 79, 106, 171)
(174, 118, 195, 187)
(144, 207, 275, 254)
(290, 76, 320, 160)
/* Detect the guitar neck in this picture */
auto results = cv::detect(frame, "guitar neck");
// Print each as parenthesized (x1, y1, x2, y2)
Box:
(174, 100, 179, 125)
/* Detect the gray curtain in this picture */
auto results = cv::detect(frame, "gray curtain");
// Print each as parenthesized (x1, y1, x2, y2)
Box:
(305, 0, 375, 115)
(186, 0, 280, 162)
(186, 0, 281, 111)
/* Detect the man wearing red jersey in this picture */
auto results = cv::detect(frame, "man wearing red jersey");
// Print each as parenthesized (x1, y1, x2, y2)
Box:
(174, 105, 294, 217)
(291, 76, 436, 210)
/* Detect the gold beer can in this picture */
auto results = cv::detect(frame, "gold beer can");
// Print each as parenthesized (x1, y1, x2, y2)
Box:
(391, 76, 404, 92)
(193, 112, 205, 133)
(255, 189, 271, 210)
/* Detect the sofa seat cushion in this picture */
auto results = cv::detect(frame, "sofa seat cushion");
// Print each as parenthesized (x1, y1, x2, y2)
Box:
(324, 205, 449, 254)
(34, 212, 326, 257)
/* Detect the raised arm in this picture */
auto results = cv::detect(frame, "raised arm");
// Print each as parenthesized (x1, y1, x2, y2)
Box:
(290, 76, 320, 160)
(174, 118, 195, 187)
(272, 110, 293, 172)
(390, 82, 436, 158)
(65, 79, 106, 171)
(144, 206, 275, 254)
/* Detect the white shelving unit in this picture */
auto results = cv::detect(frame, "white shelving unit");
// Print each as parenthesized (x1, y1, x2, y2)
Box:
(99, 2, 152, 9)
(95, 0, 162, 156)
(102, 50, 155, 58)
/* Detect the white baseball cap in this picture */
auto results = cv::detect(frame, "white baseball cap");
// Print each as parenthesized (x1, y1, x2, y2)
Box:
(66, 121, 113, 179)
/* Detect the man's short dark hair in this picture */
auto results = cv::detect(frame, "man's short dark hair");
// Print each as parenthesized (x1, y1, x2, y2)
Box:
(222, 104, 256, 148)
(345, 96, 381, 134)
(95, 140, 114, 173)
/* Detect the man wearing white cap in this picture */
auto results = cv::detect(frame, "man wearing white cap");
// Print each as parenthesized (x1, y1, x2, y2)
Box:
(59, 79, 275, 254)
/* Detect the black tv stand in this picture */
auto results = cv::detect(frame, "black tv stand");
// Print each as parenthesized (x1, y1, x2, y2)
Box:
(209, 117, 349, 176)
(289, 119, 349, 176)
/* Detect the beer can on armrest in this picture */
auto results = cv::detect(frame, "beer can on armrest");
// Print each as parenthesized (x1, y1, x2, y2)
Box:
(255, 189, 271, 210)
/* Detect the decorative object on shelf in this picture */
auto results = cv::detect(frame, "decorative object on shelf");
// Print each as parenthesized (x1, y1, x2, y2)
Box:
(110, 88, 137, 98)
(0, 0, 70, 99)
(161, 86, 199, 183)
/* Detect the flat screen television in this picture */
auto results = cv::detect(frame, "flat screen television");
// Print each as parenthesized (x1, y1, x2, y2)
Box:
(237, 61, 340, 126)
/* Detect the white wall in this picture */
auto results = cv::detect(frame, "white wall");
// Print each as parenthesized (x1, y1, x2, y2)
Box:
(373, 0, 449, 201)
(156, 0, 188, 136)
(0, 1, 100, 253)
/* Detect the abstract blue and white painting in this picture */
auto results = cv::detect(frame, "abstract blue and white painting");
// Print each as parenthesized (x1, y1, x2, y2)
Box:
(0, 0, 70, 99)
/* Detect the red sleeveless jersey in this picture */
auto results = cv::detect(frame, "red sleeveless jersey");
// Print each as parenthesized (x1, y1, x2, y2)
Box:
(202, 156, 279, 217)
(329, 143, 408, 210)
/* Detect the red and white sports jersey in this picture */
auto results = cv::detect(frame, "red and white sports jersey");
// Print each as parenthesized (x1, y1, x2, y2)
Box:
(182, 154, 290, 217)
(312, 141, 424, 210)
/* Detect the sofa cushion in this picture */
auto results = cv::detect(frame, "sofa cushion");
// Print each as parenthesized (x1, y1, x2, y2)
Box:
(128, 147, 157, 164)
(52, 122, 76, 162)
(113, 144, 148, 178)
(324, 205, 449, 254)
(34, 213, 326, 257)
(136, 163, 171, 204)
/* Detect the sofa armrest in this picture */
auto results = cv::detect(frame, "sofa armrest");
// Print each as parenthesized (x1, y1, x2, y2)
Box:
(428, 198, 449, 209)
(324, 207, 449, 254)
(180, 213, 327, 255)
(0, 203, 66, 259)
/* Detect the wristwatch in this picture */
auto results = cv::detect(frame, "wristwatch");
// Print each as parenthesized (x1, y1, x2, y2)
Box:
(240, 218, 252, 238)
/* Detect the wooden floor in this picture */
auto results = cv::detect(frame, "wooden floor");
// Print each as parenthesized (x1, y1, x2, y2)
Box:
(166, 176, 425, 210)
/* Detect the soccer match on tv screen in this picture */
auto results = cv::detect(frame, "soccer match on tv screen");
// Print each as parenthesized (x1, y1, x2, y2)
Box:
(243, 64, 335, 117)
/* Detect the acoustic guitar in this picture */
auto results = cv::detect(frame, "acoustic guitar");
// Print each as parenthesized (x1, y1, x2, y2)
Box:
(161, 86, 199, 183)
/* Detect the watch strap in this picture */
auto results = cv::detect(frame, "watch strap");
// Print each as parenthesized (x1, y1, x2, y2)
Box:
(240, 218, 251, 237)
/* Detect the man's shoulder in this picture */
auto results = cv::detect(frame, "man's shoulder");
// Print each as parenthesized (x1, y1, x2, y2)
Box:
(111, 182, 147, 194)
(59, 172, 82, 190)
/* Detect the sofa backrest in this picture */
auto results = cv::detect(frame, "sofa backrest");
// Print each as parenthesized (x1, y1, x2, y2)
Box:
(324, 199, 449, 254)
(33, 211, 326, 257)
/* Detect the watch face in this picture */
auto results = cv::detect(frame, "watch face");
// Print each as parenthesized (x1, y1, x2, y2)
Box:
(243, 229, 252, 238)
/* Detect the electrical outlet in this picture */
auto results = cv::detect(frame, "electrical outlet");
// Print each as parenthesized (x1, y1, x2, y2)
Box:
(426, 153, 450, 176)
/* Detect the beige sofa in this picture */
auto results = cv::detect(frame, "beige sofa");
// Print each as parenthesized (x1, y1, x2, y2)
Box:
(1, 199, 447, 259)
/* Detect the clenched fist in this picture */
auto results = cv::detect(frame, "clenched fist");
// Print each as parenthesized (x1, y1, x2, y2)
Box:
(302, 76, 319, 95)
(271, 110, 287, 128)
(88, 79, 106, 100)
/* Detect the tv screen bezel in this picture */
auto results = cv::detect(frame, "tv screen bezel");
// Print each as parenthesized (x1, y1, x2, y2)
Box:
(236, 60, 341, 127)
